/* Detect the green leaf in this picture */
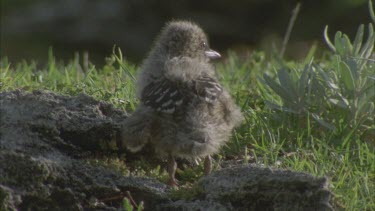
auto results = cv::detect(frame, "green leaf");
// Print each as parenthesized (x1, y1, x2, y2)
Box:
(342, 34, 354, 55)
(298, 63, 311, 99)
(123, 198, 133, 211)
(311, 113, 336, 130)
(358, 78, 375, 99)
(264, 100, 282, 110)
(358, 96, 375, 117)
(369, 102, 375, 115)
(278, 68, 298, 98)
(262, 74, 294, 102)
(334, 32, 353, 56)
(335, 92, 350, 107)
(359, 24, 374, 60)
(328, 98, 349, 109)
(324, 25, 336, 52)
(265, 100, 299, 113)
(340, 61, 355, 90)
(303, 44, 317, 65)
(327, 80, 339, 90)
(317, 66, 339, 90)
(353, 24, 365, 56)
(334, 31, 345, 55)
(137, 201, 144, 211)
(289, 68, 300, 84)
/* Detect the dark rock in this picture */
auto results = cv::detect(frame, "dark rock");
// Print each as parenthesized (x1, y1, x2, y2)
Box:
(158, 200, 229, 211)
(0, 90, 333, 210)
(158, 165, 332, 210)
(199, 165, 332, 210)
(0, 90, 168, 210)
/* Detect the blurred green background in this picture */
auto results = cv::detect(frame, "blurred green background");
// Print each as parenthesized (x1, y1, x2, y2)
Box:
(0, 0, 371, 64)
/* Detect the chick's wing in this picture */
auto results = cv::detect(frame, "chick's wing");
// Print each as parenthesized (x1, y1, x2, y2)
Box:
(193, 74, 223, 104)
(141, 79, 183, 113)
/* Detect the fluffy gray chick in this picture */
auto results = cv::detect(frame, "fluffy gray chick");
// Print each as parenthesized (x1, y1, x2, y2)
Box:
(121, 21, 243, 186)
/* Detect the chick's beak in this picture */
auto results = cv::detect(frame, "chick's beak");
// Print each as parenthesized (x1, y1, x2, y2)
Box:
(205, 49, 221, 60)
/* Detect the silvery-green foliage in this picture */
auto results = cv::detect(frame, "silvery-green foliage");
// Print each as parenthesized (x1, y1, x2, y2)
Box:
(261, 10, 374, 142)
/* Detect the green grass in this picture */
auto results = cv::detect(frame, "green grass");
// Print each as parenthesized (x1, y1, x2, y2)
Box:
(1, 28, 374, 209)
(1, 48, 374, 210)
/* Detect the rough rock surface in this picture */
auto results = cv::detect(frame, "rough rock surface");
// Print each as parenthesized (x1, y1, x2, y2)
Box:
(0, 90, 333, 210)
(0, 90, 168, 210)
(200, 166, 332, 210)
(160, 166, 333, 211)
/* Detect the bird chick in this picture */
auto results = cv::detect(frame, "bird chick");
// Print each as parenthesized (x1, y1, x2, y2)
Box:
(121, 21, 243, 186)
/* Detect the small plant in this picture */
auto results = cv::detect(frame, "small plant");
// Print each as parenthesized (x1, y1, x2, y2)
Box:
(169, 183, 204, 201)
(122, 193, 144, 211)
(322, 22, 374, 144)
(261, 18, 375, 145)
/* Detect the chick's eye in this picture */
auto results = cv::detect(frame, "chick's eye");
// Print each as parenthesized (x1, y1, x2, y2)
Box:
(201, 42, 207, 49)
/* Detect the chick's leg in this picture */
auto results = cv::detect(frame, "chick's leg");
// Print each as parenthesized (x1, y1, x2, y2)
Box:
(204, 155, 212, 175)
(167, 155, 178, 186)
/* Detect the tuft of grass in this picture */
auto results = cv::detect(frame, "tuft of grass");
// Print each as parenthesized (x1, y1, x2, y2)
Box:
(0, 47, 138, 112)
(169, 183, 204, 201)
